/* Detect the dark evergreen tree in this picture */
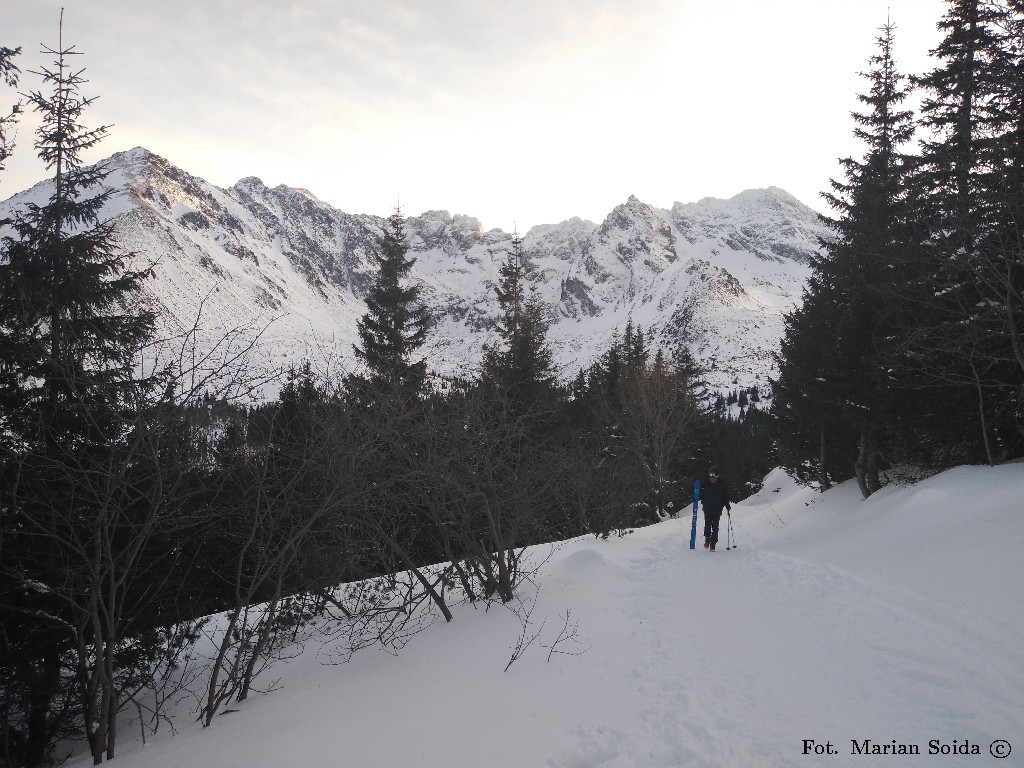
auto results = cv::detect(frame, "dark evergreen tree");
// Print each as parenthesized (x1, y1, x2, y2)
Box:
(772, 19, 918, 493)
(348, 210, 448, 599)
(602, 330, 624, 407)
(820, 17, 916, 495)
(622, 318, 649, 379)
(481, 232, 557, 414)
(0, 21, 158, 765)
(352, 206, 430, 399)
(915, 0, 1004, 230)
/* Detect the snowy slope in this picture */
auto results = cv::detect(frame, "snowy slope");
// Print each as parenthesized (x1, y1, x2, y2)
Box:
(60, 464, 1024, 768)
(1, 149, 831, 394)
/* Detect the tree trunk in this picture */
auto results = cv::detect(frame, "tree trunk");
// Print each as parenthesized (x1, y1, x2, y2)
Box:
(203, 606, 243, 726)
(818, 423, 831, 491)
(971, 360, 996, 466)
(237, 597, 280, 702)
(495, 551, 515, 604)
(25, 645, 61, 768)
(106, 685, 117, 762)
(855, 423, 880, 499)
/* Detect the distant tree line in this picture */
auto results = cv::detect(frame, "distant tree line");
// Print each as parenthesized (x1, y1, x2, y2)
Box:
(0, 24, 748, 767)
(772, 1, 1024, 495)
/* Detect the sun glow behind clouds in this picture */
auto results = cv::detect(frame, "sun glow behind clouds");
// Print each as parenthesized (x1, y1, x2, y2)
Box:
(4, 0, 947, 233)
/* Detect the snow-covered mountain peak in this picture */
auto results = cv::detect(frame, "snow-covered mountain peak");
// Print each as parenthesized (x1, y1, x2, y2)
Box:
(231, 176, 271, 194)
(597, 195, 678, 267)
(670, 187, 825, 266)
(104, 146, 160, 176)
(409, 210, 492, 254)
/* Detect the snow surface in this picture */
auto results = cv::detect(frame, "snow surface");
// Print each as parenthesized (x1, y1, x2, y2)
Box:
(62, 464, 1023, 768)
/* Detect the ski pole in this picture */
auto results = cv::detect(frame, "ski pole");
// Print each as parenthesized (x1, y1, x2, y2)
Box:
(726, 510, 737, 550)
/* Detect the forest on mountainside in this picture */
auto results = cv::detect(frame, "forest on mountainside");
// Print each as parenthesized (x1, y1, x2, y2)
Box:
(2, 1, 1023, 765)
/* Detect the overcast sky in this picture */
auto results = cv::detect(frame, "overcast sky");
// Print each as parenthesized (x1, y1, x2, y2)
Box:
(4, 0, 948, 233)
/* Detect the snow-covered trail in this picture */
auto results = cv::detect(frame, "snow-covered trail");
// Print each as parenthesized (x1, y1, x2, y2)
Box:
(65, 465, 1024, 768)
(550, 521, 1019, 767)
(544, 466, 1023, 767)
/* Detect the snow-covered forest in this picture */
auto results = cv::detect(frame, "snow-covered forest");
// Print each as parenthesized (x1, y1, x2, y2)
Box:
(1, 1, 1023, 766)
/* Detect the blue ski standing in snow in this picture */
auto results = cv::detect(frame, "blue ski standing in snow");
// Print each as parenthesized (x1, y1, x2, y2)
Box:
(689, 479, 701, 549)
(701, 465, 731, 552)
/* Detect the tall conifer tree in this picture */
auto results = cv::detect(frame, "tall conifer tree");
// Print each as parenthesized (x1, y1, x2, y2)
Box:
(822, 18, 916, 495)
(481, 232, 556, 414)
(352, 207, 430, 399)
(0, 18, 158, 765)
(774, 19, 914, 493)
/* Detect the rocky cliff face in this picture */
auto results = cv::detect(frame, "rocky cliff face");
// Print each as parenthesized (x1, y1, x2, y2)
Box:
(1, 147, 832, 394)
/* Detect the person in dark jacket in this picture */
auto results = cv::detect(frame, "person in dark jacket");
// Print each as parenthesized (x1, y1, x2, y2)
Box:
(701, 465, 731, 551)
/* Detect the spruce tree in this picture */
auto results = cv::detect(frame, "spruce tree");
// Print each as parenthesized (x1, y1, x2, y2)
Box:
(915, 0, 1004, 231)
(820, 17, 916, 495)
(601, 329, 624, 409)
(481, 231, 556, 413)
(352, 206, 430, 399)
(0, 21, 157, 764)
(348, 209, 436, 604)
(772, 19, 921, 493)
(622, 318, 649, 379)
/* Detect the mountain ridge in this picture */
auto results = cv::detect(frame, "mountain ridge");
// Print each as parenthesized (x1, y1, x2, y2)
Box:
(1, 146, 832, 395)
